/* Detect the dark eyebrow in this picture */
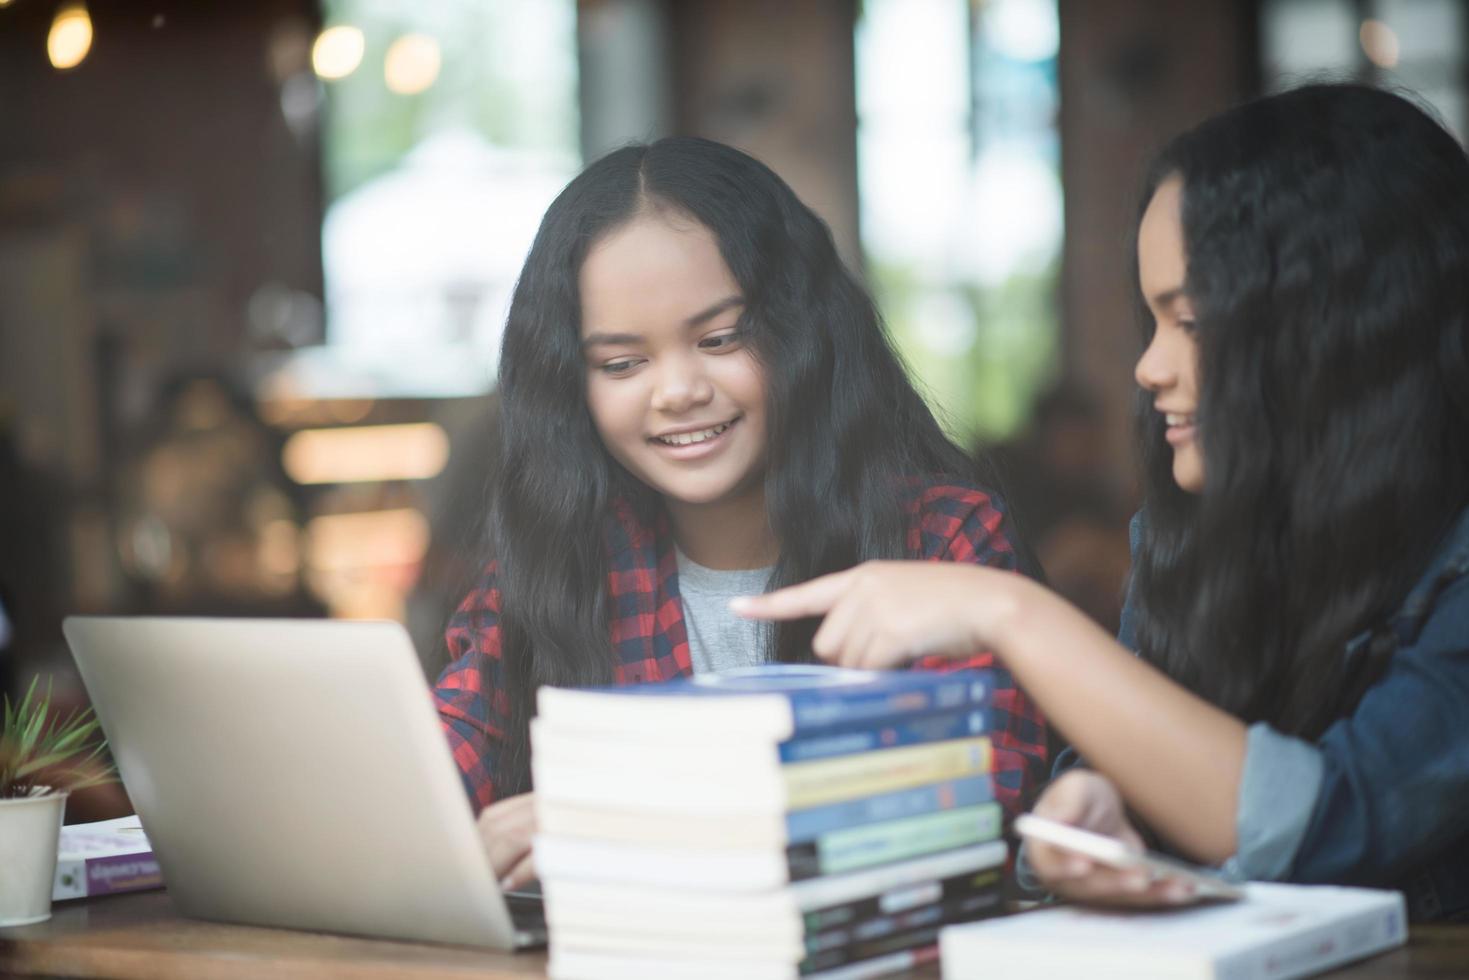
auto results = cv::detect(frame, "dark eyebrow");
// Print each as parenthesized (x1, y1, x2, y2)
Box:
(1149, 287, 1186, 309)
(581, 331, 642, 349)
(582, 295, 745, 349)
(684, 295, 744, 328)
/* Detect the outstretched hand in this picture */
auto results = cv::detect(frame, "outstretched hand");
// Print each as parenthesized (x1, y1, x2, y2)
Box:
(730, 560, 1030, 669)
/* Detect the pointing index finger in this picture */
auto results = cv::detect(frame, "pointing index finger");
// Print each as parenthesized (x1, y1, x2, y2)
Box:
(729, 568, 856, 621)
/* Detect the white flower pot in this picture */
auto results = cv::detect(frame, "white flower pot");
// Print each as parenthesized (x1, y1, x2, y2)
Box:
(0, 790, 68, 927)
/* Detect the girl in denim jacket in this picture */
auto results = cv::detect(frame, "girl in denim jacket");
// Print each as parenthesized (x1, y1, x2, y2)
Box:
(740, 83, 1469, 920)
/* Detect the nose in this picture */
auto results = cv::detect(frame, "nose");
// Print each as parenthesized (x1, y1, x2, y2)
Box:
(1135, 326, 1177, 394)
(649, 352, 714, 415)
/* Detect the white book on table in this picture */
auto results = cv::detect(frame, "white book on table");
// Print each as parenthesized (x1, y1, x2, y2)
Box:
(938, 882, 1407, 980)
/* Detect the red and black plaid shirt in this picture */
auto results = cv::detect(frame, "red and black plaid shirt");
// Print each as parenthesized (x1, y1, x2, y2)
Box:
(433, 480, 1049, 817)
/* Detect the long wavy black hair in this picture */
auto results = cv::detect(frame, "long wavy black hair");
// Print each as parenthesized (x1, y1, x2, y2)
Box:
(489, 137, 987, 794)
(1130, 84, 1469, 739)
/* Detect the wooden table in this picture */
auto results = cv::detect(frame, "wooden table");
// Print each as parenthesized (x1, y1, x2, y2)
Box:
(0, 892, 548, 980)
(3, 890, 1467, 978)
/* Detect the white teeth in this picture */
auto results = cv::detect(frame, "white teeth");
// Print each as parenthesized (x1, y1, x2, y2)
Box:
(1165, 413, 1195, 427)
(656, 421, 731, 446)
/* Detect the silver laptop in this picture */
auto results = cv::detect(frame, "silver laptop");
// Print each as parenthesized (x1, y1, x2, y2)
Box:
(61, 616, 545, 949)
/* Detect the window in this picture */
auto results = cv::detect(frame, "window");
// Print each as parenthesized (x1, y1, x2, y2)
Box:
(310, 0, 581, 397)
(856, 0, 1062, 444)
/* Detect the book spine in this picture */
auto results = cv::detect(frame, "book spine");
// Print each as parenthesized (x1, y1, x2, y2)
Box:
(785, 775, 994, 844)
(801, 919, 958, 976)
(786, 672, 992, 734)
(787, 803, 1003, 880)
(802, 866, 1003, 933)
(802, 943, 939, 980)
(789, 839, 1008, 911)
(782, 736, 992, 810)
(806, 890, 1001, 960)
(1215, 898, 1408, 980)
(778, 708, 988, 764)
(805, 876, 1002, 953)
(53, 851, 163, 901)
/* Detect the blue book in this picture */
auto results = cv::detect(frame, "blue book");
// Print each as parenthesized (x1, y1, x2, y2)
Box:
(785, 801, 1004, 880)
(536, 664, 994, 741)
(777, 707, 989, 764)
(785, 774, 996, 843)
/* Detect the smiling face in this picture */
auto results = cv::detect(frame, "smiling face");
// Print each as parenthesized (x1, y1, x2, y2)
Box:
(579, 209, 769, 525)
(1135, 175, 1204, 494)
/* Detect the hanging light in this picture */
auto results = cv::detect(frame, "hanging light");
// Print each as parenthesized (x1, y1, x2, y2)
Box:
(48, 2, 94, 71)
(312, 25, 364, 81)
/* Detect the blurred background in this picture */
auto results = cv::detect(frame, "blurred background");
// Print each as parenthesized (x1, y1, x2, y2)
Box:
(2, 0, 1465, 819)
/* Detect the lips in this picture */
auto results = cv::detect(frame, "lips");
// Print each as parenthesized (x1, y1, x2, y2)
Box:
(650, 417, 739, 447)
(1162, 411, 1196, 446)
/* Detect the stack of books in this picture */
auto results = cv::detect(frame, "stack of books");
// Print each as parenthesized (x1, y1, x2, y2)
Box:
(532, 664, 1009, 979)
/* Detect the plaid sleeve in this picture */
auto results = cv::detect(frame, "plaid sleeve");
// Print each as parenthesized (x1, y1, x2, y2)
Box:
(908, 484, 1050, 818)
(432, 564, 507, 814)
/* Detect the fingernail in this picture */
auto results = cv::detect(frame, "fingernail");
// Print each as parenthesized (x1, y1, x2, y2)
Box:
(728, 597, 751, 614)
(500, 877, 515, 891)
(1122, 871, 1150, 893)
(1064, 857, 1089, 876)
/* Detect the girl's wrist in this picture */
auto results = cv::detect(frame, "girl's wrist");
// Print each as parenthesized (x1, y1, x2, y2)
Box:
(964, 564, 1034, 657)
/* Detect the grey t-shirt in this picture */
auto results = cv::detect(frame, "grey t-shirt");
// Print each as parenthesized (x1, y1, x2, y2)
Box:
(674, 547, 773, 674)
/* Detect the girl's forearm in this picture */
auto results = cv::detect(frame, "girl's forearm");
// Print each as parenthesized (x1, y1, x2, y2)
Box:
(989, 577, 1247, 864)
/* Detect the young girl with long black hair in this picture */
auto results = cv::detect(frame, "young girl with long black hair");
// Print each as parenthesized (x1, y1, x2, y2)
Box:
(432, 137, 1049, 889)
(741, 84, 1469, 920)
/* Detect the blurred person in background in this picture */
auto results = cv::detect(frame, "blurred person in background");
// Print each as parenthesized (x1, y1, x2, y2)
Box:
(981, 383, 1130, 635)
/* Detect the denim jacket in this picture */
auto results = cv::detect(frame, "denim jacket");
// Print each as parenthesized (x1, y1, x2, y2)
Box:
(1073, 507, 1469, 920)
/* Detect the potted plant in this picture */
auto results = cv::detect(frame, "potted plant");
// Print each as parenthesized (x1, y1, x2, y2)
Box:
(0, 677, 116, 927)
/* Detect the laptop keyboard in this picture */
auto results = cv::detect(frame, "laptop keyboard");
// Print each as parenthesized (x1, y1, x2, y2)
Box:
(505, 890, 547, 946)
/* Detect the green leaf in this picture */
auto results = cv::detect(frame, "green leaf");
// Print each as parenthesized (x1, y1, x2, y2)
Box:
(0, 675, 117, 798)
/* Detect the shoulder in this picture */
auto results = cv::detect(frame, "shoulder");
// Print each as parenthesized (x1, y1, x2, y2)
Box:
(443, 561, 504, 669)
(1389, 506, 1469, 653)
(1129, 509, 1148, 555)
(1402, 568, 1469, 658)
(904, 477, 1013, 564)
(906, 477, 1005, 518)
(454, 561, 501, 616)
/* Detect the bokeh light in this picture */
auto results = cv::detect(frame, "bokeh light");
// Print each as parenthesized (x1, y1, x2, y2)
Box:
(312, 25, 365, 81)
(384, 33, 441, 95)
(48, 3, 94, 71)
(1359, 19, 1401, 69)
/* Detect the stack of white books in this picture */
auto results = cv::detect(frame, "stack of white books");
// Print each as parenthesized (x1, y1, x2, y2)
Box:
(532, 664, 1011, 979)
